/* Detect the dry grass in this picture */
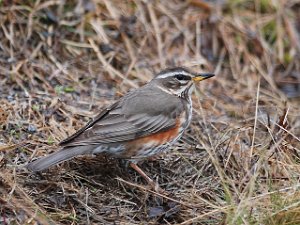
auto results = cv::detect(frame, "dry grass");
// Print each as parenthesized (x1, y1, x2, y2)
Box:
(1, 0, 300, 224)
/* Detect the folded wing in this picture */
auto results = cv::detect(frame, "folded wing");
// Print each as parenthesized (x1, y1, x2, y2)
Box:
(60, 85, 184, 147)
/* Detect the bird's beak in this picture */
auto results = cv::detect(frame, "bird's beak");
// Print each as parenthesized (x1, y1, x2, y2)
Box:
(192, 73, 215, 82)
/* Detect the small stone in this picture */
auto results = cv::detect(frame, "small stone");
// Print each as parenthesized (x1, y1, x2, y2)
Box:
(27, 124, 37, 133)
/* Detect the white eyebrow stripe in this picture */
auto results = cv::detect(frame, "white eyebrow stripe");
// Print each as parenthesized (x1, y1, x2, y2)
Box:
(156, 70, 191, 78)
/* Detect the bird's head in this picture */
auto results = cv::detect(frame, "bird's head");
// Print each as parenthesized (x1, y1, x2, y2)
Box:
(152, 67, 214, 97)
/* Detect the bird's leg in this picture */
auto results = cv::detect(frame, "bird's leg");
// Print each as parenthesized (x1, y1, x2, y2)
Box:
(129, 162, 165, 193)
(129, 162, 154, 185)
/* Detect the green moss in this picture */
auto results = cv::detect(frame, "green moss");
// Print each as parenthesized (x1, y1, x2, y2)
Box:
(54, 85, 64, 95)
(63, 86, 75, 93)
(225, 0, 275, 14)
(32, 104, 40, 111)
(55, 85, 75, 94)
(262, 20, 277, 46)
(259, 0, 276, 13)
(284, 52, 293, 64)
(47, 136, 55, 145)
(234, 34, 242, 45)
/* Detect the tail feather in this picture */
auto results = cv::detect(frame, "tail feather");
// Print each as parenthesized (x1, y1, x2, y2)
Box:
(27, 146, 95, 172)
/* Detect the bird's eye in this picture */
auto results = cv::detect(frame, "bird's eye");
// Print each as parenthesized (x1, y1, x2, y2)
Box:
(175, 74, 189, 80)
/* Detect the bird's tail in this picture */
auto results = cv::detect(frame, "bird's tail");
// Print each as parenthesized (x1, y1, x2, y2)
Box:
(26, 145, 95, 172)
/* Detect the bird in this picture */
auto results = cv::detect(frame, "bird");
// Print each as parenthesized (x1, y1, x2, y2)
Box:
(27, 67, 214, 191)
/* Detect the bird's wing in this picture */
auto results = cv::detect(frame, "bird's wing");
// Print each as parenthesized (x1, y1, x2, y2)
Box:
(60, 86, 184, 147)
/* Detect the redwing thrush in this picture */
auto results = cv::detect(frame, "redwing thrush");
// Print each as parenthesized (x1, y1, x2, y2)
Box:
(27, 67, 214, 190)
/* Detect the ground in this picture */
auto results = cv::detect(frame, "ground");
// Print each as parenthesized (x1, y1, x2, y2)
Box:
(1, 0, 300, 224)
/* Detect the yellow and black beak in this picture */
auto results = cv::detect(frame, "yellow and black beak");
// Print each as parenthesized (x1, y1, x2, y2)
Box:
(192, 73, 215, 82)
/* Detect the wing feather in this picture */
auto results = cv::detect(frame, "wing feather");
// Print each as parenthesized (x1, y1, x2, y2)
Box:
(60, 85, 185, 147)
